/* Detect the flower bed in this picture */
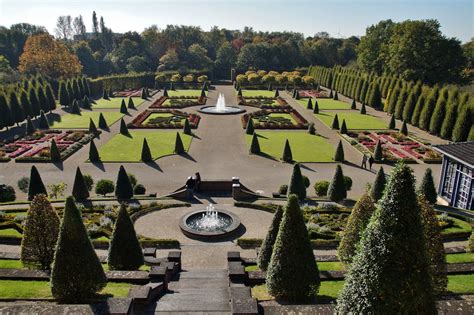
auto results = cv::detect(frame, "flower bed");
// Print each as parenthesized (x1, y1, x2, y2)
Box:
(149, 96, 207, 109)
(237, 96, 290, 109)
(299, 90, 329, 98)
(0, 130, 98, 163)
(242, 108, 308, 129)
(128, 110, 200, 129)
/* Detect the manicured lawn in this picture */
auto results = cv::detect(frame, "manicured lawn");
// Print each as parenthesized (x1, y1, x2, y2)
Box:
(242, 90, 276, 98)
(251, 281, 344, 301)
(98, 130, 192, 162)
(168, 89, 204, 97)
(245, 131, 335, 162)
(446, 252, 474, 264)
(447, 274, 474, 294)
(315, 111, 388, 130)
(0, 259, 23, 269)
(143, 113, 185, 125)
(0, 280, 133, 298)
(252, 113, 297, 126)
(0, 228, 22, 237)
(441, 217, 472, 235)
(92, 97, 144, 109)
(50, 112, 124, 129)
(297, 98, 350, 110)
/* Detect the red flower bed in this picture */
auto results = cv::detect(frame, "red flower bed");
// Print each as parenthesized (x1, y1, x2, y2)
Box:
(241, 108, 308, 129)
(299, 90, 329, 98)
(128, 110, 200, 129)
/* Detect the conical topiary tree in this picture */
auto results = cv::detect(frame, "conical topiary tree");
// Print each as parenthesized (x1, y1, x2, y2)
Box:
(249, 133, 260, 154)
(141, 87, 147, 99)
(336, 162, 435, 313)
(308, 123, 316, 135)
(20, 194, 60, 270)
(163, 87, 168, 97)
(274, 89, 279, 98)
(370, 166, 386, 201)
(102, 88, 109, 100)
(288, 163, 306, 200)
(82, 95, 91, 109)
(281, 139, 293, 163)
(257, 206, 283, 271)
(334, 91, 339, 100)
(174, 132, 185, 154)
(71, 100, 81, 114)
(329, 90, 333, 98)
(331, 114, 339, 129)
(313, 100, 319, 114)
(295, 90, 300, 100)
(400, 120, 408, 135)
(245, 118, 254, 135)
(89, 140, 100, 162)
(119, 118, 129, 135)
(120, 99, 128, 114)
(373, 140, 383, 161)
(89, 118, 98, 133)
(141, 138, 152, 162)
(337, 190, 376, 263)
(38, 111, 49, 129)
(327, 164, 347, 202)
(51, 196, 106, 302)
(183, 118, 192, 135)
(50, 139, 61, 162)
(388, 115, 396, 129)
(334, 140, 345, 162)
(25, 116, 36, 134)
(28, 165, 47, 201)
(451, 102, 472, 142)
(108, 204, 144, 270)
(72, 167, 89, 201)
(360, 102, 366, 114)
(351, 99, 356, 109)
(98, 113, 107, 129)
(59, 81, 70, 106)
(418, 168, 437, 204)
(306, 98, 313, 110)
(418, 196, 447, 294)
(127, 97, 135, 109)
(266, 194, 320, 302)
(340, 119, 348, 134)
(115, 165, 134, 199)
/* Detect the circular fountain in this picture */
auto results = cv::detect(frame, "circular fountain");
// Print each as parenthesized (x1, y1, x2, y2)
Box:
(179, 204, 241, 239)
(199, 93, 245, 115)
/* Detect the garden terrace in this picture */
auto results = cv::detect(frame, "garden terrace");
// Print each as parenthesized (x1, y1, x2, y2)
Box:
(97, 130, 193, 162)
(341, 131, 442, 164)
(92, 97, 144, 109)
(238, 96, 289, 109)
(315, 111, 388, 130)
(242, 109, 308, 129)
(297, 98, 350, 110)
(244, 131, 335, 162)
(128, 110, 200, 129)
(50, 112, 125, 129)
(150, 96, 207, 109)
(0, 130, 97, 163)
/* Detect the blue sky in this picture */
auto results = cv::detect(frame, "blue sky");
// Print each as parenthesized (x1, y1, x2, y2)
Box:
(0, 0, 472, 42)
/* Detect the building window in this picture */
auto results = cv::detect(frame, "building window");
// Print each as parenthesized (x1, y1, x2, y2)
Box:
(454, 166, 472, 209)
(442, 160, 456, 200)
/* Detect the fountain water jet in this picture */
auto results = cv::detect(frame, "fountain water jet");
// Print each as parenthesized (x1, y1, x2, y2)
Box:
(199, 93, 245, 115)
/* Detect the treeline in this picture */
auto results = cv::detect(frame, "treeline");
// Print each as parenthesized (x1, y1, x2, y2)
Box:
(0, 76, 57, 131)
(310, 66, 473, 142)
(57, 76, 91, 106)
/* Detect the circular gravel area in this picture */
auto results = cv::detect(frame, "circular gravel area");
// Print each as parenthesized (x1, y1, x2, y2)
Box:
(134, 205, 274, 244)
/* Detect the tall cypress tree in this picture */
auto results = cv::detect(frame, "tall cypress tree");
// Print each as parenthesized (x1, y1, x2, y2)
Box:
(66, 80, 75, 103)
(9, 91, 25, 125)
(281, 139, 293, 162)
(28, 165, 47, 201)
(25, 116, 36, 134)
(249, 133, 260, 154)
(89, 140, 100, 162)
(102, 88, 109, 100)
(367, 82, 382, 109)
(419, 86, 439, 130)
(0, 93, 14, 130)
(51, 196, 106, 301)
(127, 97, 135, 109)
(19, 89, 32, 118)
(386, 83, 401, 114)
(370, 166, 386, 202)
(98, 113, 107, 129)
(72, 167, 90, 201)
(83, 77, 91, 97)
(417, 168, 437, 204)
(50, 139, 61, 162)
(394, 86, 408, 120)
(313, 100, 319, 114)
(45, 85, 56, 112)
(373, 140, 383, 161)
(58, 81, 70, 106)
(141, 138, 152, 162)
(119, 118, 129, 135)
(327, 164, 347, 202)
(331, 114, 340, 129)
(73, 78, 82, 100)
(174, 132, 185, 154)
(37, 86, 49, 113)
(38, 110, 49, 129)
(451, 100, 472, 142)
(245, 118, 254, 135)
(429, 88, 448, 135)
(287, 163, 306, 200)
(257, 206, 283, 271)
(334, 140, 345, 162)
(183, 118, 192, 135)
(336, 163, 435, 313)
(115, 165, 134, 199)
(266, 195, 320, 302)
(108, 204, 144, 270)
(440, 89, 460, 140)
(402, 84, 421, 122)
(120, 99, 128, 114)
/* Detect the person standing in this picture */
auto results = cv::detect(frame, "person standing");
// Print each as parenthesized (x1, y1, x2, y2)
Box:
(361, 154, 368, 169)
(194, 172, 201, 192)
(368, 155, 374, 170)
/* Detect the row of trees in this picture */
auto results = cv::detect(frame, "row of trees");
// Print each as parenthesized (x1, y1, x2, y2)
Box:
(235, 70, 314, 87)
(58, 76, 91, 106)
(310, 65, 473, 142)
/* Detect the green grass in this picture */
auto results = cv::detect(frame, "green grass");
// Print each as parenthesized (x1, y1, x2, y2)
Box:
(245, 131, 335, 162)
(143, 113, 185, 125)
(0, 280, 133, 298)
(0, 259, 23, 269)
(251, 281, 344, 301)
(50, 112, 124, 129)
(92, 97, 144, 109)
(168, 89, 204, 97)
(441, 217, 472, 235)
(0, 228, 22, 237)
(315, 111, 388, 130)
(98, 130, 193, 162)
(242, 90, 276, 98)
(446, 252, 474, 264)
(447, 274, 474, 294)
(297, 98, 350, 110)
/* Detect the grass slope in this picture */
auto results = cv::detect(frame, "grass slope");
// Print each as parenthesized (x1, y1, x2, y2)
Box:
(98, 130, 192, 162)
(50, 112, 124, 129)
(315, 111, 388, 130)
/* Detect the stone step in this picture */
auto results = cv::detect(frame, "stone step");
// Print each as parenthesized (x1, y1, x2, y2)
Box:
(175, 269, 227, 279)
(153, 288, 231, 312)
(168, 278, 228, 290)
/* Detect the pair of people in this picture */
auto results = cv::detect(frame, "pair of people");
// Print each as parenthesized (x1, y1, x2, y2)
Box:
(185, 172, 201, 193)
(361, 154, 374, 170)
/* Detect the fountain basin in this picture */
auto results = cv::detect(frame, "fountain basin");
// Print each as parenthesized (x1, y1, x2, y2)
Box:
(198, 105, 245, 115)
(179, 208, 241, 239)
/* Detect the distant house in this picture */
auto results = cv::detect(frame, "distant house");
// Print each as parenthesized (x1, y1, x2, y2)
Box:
(433, 142, 473, 210)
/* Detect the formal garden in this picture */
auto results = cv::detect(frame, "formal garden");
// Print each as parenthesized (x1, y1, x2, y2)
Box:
(315, 111, 388, 130)
(50, 111, 124, 129)
(242, 109, 308, 129)
(128, 110, 200, 129)
(92, 97, 144, 109)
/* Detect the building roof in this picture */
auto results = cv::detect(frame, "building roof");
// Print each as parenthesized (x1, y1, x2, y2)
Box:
(433, 142, 474, 168)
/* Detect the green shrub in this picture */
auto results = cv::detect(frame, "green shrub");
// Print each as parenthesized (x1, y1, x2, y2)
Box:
(331, 114, 339, 129)
(351, 99, 356, 109)
(89, 118, 98, 133)
(467, 232, 474, 253)
(418, 168, 437, 204)
(98, 113, 107, 129)
(327, 165, 346, 202)
(394, 87, 408, 119)
(246, 118, 254, 135)
(120, 99, 128, 114)
(373, 140, 383, 161)
(249, 133, 261, 154)
(288, 163, 306, 200)
(25, 116, 36, 134)
(334, 140, 345, 162)
(306, 98, 313, 110)
(313, 100, 319, 114)
(38, 111, 49, 129)
(339, 119, 348, 134)
(133, 184, 146, 195)
(360, 103, 366, 114)
(141, 138, 152, 162)
(371, 167, 386, 202)
(95, 179, 114, 196)
(419, 86, 439, 130)
(343, 176, 353, 191)
(308, 123, 316, 135)
(278, 185, 288, 195)
(451, 102, 472, 142)
(314, 181, 330, 197)
(400, 120, 408, 135)
(183, 118, 192, 135)
(89, 140, 100, 162)
(281, 139, 293, 163)
(127, 97, 135, 109)
(257, 207, 283, 271)
(72, 167, 89, 201)
(50, 139, 61, 162)
(0, 184, 16, 202)
(115, 165, 134, 199)
(28, 166, 47, 201)
(388, 115, 395, 129)
(71, 100, 81, 114)
(119, 118, 128, 135)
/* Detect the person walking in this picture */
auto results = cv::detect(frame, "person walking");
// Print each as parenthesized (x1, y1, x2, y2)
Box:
(368, 155, 374, 170)
(361, 154, 368, 169)
(194, 172, 201, 192)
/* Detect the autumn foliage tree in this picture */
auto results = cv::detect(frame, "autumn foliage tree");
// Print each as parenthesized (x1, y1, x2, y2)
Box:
(18, 34, 82, 78)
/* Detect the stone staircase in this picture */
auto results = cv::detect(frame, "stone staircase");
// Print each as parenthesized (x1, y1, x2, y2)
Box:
(146, 269, 232, 314)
